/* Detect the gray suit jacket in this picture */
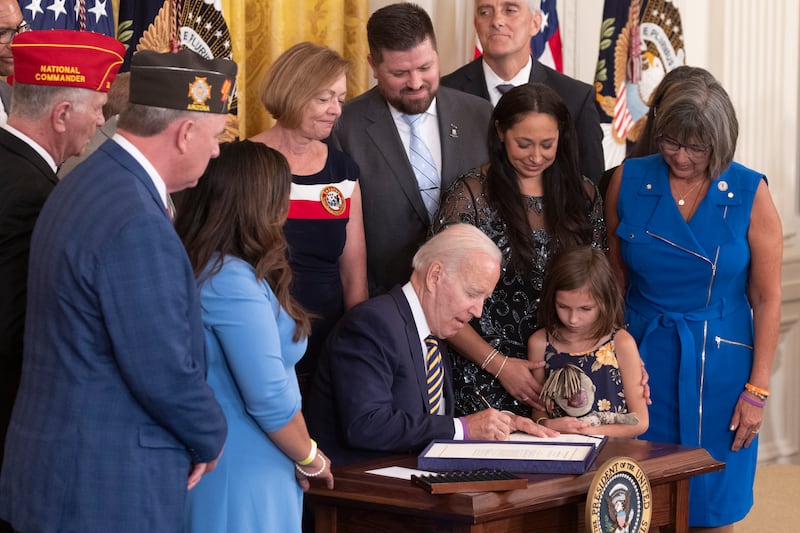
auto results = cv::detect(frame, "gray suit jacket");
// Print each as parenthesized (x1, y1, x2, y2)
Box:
(329, 86, 492, 295)
(441, 56, 605, 183)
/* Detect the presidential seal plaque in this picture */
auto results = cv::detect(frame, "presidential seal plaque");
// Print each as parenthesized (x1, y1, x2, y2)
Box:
(586, 456, 652, 533)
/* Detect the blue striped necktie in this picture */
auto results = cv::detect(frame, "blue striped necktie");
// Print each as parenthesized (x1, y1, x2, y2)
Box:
(402, 113, 440, 221)
(425, 335, 444, 414)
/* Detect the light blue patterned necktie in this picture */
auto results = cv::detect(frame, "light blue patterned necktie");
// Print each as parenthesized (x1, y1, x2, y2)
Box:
(402, 113, 440, 221)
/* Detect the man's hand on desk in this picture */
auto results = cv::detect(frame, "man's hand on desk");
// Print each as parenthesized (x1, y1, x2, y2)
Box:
(464, 408, 559, 440)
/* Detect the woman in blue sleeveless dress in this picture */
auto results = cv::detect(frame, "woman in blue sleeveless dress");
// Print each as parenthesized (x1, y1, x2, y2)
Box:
(605, 71, 782, 531)
(250, 43, 368, 395)
(177, 141, 334, 533)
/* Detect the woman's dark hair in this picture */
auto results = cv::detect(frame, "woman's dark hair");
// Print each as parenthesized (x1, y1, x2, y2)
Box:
(175, 140, 311, 340)
(487, 83, 593, 268)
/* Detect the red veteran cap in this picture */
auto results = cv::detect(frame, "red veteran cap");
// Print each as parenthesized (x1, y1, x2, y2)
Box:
(11, 30, 125, 92)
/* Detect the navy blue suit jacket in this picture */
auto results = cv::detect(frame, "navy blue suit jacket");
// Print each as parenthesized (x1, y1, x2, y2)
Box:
(0, 138, 226, 532)
(307, 285, 456, 466)
(441, 56, 605, 183)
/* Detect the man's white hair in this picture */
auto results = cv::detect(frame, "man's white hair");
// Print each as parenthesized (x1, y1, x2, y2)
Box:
(526, 0, 542, 12)
(412, 224, 501, 275)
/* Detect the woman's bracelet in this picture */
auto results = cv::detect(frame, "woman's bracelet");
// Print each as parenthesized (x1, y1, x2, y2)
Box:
(739, 391, 765, 408)
(535, 416, 548, 425)
(494, 355, 509, 379)
(481, 348, 499, 370)
(296, 439, 317, 466)
(744, 388, 768, 401)
(295, 455, 327, 477)
(745, 382, 770, 399)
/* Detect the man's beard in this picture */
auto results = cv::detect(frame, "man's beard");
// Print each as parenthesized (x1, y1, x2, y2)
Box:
(384, 84, 437, 115)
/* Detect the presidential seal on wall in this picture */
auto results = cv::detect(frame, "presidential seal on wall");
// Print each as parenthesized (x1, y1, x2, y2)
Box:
(586, 456, 652, 533)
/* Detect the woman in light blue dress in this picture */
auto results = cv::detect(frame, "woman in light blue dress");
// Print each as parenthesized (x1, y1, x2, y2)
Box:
(606, 71, 782, 531)
(176, 140, 334, 533)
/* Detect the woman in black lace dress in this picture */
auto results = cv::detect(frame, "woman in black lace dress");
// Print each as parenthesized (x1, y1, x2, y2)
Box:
(432, 83, 606, 417)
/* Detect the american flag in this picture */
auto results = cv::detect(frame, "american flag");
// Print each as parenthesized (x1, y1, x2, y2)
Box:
(593, 0, 685, 170)
(18, 0, 114, 36)
(530, 0, 562, 72)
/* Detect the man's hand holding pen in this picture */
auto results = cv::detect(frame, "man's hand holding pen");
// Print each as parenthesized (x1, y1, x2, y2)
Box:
(466, 390, 559, 441)
(462, 408, 559, 441)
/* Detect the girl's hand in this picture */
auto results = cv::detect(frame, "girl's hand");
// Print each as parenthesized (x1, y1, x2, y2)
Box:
(542, 416, 590, 434)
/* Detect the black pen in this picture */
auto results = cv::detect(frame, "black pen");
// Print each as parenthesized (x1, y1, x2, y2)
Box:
(473, 390, 493, 410)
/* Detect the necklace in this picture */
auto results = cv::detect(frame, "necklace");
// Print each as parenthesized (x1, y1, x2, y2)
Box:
(673, 178, 704, 206)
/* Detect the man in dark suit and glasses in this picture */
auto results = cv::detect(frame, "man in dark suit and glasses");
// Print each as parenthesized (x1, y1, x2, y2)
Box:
(329, 2, 493, 297)
(0, 0, 26, 124)
(441, 0, 604, 183)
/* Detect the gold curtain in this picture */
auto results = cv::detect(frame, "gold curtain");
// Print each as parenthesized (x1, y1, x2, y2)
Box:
(224, 0, 369, 138)
(111, 0, 369, 139)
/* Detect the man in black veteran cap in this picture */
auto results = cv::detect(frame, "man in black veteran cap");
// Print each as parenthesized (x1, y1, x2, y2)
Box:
(0, 50, 235, 533)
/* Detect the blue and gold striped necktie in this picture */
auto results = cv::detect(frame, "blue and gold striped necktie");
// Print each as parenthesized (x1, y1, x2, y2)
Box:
(425, 335, 444, 414)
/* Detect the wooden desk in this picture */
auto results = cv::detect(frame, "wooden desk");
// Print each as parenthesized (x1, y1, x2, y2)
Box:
(307, 439, 724, 533)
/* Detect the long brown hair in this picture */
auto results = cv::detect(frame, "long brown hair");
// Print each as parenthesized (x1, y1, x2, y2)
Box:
(538, 246, 623, 342)
(175, 140, 311, 340)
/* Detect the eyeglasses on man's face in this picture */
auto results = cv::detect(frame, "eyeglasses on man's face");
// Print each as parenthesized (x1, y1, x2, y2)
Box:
(659, 136, 712, 160)
(0, 21, 30, 45)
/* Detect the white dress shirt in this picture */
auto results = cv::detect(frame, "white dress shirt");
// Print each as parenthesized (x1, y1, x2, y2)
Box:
(483, 56, 533, 106)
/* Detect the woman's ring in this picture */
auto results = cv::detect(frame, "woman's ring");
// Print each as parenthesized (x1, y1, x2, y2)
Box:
(520, 396, 529, 402)
(751, 430, 759, 434)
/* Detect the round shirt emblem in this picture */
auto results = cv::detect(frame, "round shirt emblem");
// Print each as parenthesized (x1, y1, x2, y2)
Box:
(320, 186, 346, 216)
(586, 456, 652, 533)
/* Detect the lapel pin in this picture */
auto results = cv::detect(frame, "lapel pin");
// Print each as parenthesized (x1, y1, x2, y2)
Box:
(449, 123, 459, 138)
(717, 180, 728, 191)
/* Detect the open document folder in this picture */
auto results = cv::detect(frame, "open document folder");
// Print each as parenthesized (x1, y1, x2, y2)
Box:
(417, 433, 606, 474)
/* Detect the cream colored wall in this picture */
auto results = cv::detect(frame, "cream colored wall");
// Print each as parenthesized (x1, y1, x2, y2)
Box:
(369, 0, 800, 464)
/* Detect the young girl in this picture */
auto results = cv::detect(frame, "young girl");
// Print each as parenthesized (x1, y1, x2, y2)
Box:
(527, 246, 648, 437)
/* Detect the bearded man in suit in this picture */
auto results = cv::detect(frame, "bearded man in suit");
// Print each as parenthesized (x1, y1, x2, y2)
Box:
(329, 2, 493, 296)
(441, 0, 604, 183)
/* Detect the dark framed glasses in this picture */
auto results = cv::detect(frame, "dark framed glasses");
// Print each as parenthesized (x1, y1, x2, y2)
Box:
(0, 21, 30, 45)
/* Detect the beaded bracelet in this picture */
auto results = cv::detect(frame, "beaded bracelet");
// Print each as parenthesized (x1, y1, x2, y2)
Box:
(739, 391, 765, 408)
(745, 382, 770, 398)
(481, 348, 499, 370)
(296, 439, 317, 466)
(744, 388, 768, 401)
(295, 455, 327, 477)
(494, 355, 509, 380)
